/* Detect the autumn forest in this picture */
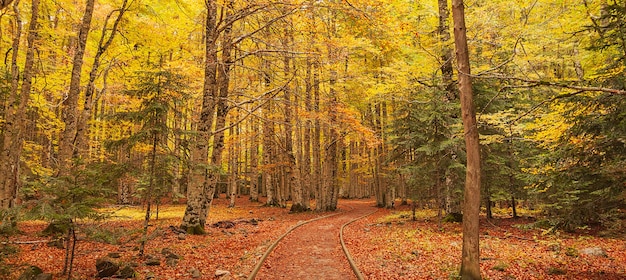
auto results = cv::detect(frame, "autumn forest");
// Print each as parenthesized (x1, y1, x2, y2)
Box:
(0, 0, 624, 279)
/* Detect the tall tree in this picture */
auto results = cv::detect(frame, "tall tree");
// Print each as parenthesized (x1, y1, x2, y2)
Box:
(180, 0, 219, 234)
(451, 0, 481, 279)
(58, 0, 95, 174)
(0, 0, 39, 209)
(75, 0, 130, 158)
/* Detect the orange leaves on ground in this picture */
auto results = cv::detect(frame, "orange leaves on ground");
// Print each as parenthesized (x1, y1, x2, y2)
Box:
(345, 204, 626, 280)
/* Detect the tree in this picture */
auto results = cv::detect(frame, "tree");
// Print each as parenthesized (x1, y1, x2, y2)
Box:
(0, 0, 14, 10)
(451, 0, 481, 279)
(58, 0, 95, 174)
(108, 68, 188, 255)
(74, 0, 131, 159)
(0, 0, 39, 210)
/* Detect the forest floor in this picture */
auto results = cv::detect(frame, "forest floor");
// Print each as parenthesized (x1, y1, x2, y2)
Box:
(3, 195, 625, 279)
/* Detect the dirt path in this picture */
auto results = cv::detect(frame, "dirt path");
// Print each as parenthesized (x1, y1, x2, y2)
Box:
(254, 200, 375, 279)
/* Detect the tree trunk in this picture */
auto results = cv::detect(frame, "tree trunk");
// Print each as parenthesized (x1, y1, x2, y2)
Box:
(58, 0, 95, 174)
(139, 132, 158, 256)
(181, 0, 218, 234)
(301, 53, 313, 205)
(0, 0, 38, 209)
(249, 117, 259, 202)
(0, 0, 15, 10)
(283, 40, 306, 212)
(452, 0, 482, 279)
(228, 123, 237, 208)
(322, 63, 340, 211)
(438, 0, 456, 99)
(75, 0, 129, 159)
(312, 58, 322, 210)
(263, 99, 276, 206)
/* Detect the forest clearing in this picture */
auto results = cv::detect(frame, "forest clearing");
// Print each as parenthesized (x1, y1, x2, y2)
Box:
(1, 0, 625, 279)
(3, 196, 625, 279)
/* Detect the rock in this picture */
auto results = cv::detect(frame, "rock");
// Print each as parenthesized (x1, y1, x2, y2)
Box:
(580, 247, 607, 257)
(161, 248, 179, 260)
(34, 273, 52, 280)
(250, 218, 259, 226)
(212, 221, 235, 229)
(145, 255, 161, 266)
(108, 252, 122, 258)
(189, 267, 201, 278)
(547, 243, 561, 252)
(215, 269, 230, 277)
(565, 247, 578, 257)
(118, 264, 136, 279)
(411, 250, 420, 257)
(161, 248, 174, 256)
(18, 265, 44, 280)
(96, 258, 120, 278)
(47, 239, 65, 249)
(177, 233, 186, 240)
(144, 271, 155, 280)
(165, 257, 179, 267)
(442, 212, 463, 223)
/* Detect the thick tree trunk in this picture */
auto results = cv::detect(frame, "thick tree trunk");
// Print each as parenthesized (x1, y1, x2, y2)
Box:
(321, 66, 339, 211)
(284, 42, 306, 212)
(58, 0, 95, 174)
(0, 0, 38, 209)
(452, 0, 482, 279)
(438, 0, 461, 216)
(181, 0, 218, 234)
(201, 0, 233, 221)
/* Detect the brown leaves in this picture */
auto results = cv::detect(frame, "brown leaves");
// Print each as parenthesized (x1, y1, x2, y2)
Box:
(6, 198, 625, 279)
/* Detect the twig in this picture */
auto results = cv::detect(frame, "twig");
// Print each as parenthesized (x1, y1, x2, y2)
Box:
(1, 238, 62, 245)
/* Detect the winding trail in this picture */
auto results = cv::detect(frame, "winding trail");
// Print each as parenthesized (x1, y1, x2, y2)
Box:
(249, 200, 376, 279)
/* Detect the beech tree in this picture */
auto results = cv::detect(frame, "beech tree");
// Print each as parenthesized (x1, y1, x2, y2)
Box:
(452, 0, 481, 278)
(58, 0, 95, 175)
(0, 0, 39, 210)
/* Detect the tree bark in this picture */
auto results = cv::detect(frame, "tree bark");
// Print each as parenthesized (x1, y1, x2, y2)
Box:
(312, 58, 322, 210)
(0, 0, 14, 10)
(0, 0, 38, 209)
(283, 36, 306, 212)
(249, 117, 259, 202)
(75, 0, 129, 159)
(203, 0, 233, 215)
(451, 0, 482, 279)
(58, 0, 95, 175)
(181, 0, 218, 234)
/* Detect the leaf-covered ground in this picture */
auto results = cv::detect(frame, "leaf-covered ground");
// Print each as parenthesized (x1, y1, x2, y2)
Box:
(3, 197, 625, 279)
(344, 203, 626, 280)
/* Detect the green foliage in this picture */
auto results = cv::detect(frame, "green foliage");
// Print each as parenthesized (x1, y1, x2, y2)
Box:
(0, 244, 18, 277)
(492, 262, 508, 272)
(24, 160, 113, 224)
(390, 86, 464, 206)
(0, 207, 20, 236)
(82, 225, 139, 245)
(106, 68, 190, 203)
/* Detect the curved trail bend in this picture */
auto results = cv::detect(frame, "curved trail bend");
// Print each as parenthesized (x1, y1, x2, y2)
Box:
(251, 200, 376, 280)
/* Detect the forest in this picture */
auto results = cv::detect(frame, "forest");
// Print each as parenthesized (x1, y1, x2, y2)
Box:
(0, 0, 624, 279)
